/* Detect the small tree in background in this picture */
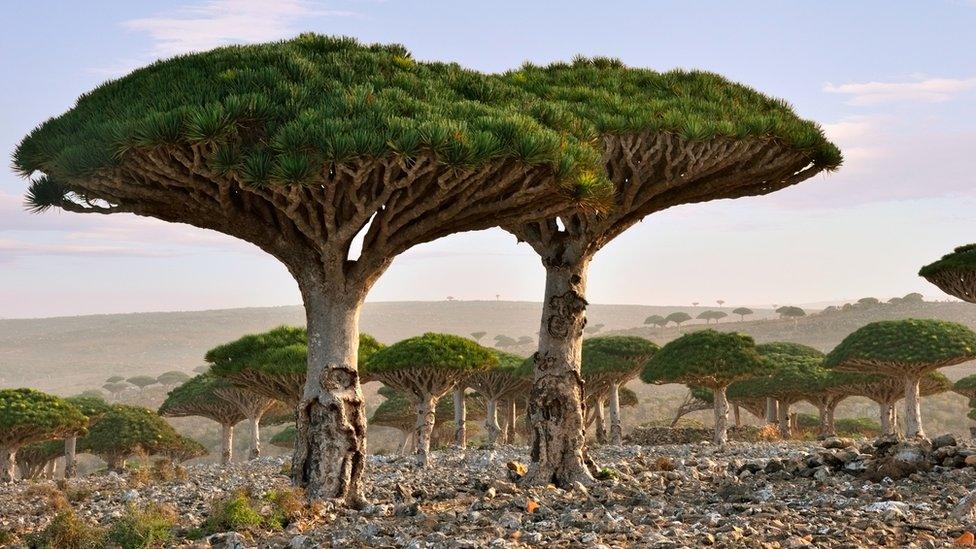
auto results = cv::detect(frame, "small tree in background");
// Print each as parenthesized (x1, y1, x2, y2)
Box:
(193, 366, 210, 374)
(270, 426, 297, 450)
(369, 390, 484, 454)
(207, 326, 383, 407)
(825, 319, 976, 439)
(583, 324, 605, 335)
(157, 434, 208, 464)
(16, 440, 64, 480)
(102, 382, 130, 400)
(470, 332, 487, 343)
(106, 375, 124, 383)
(363, 333, 494, 466)
(696, 310, 727, 324)
(126, 375, 158, 393)
(581, 337, 658, 445)
(856, 372, 951, 436)
(643, 315, 667, 328)
(903, 292, 925, 303)
(0, 388, 87, 482)
(732, 307, 754, 322)
(493, 335, 518, 349)
(156, 371, 191, 387)
(775, 306, 806, 327)
(670, 386, 714, 427)
(857, 297, 880, 306)
(211, 386, 283, 460)
(921, 244, 976, 303)
(665, 312, 692, 327)
(642, 331, 769, 444)
(63, 395, 112, 478)
(79, 404, 178, 471)
(159, 374, 246, 464)
(466, 351, 530, 448)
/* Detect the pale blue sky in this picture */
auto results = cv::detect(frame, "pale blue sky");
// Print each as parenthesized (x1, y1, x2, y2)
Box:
(1, 1, 975, 318)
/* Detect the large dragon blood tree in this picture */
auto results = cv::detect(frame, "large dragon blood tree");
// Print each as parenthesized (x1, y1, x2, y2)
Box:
(643, 330, 770, 444)
(920, 244, 976, 302)
(16, 35, 612, 503)
(498, 58, 841, 485)
(855, 372, 951, 436)
(207, 326, 384, 408)
(580, 336, 657, 445)
(363, 333, 493, 466)
(0, 389, 88, 482)
(79, 404, 180, 471)
(825, 319, 976, 439)
(465, 350, 530, 448)
(159, 374, 247, 464)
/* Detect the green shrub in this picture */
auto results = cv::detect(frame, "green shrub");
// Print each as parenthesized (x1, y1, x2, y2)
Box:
(202, 491, 263, 534)
(27, 510, 104, 549)
(105, 503, 177, 548)
(261, 488, 305, 530)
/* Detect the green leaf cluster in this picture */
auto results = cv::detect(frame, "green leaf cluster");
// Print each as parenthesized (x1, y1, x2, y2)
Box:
(824, 319, 976, 369)
(0, 388, 89, 447)
(920, 244, 976, 277)
(79, 404, 179, 459)
(158, 373, 244, 424)
(640, 330, 768, 388)
(581, 336, 658, 375)
(363, 332, 495, 375)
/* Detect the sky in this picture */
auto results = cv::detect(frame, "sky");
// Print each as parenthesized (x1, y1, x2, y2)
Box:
(1, 1, 975, 319)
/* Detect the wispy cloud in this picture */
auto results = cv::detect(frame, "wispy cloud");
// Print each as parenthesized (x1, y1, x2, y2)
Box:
(824, 76, 976, 105)
(0, 239, 176, 262)
(121, 0, 357, 59)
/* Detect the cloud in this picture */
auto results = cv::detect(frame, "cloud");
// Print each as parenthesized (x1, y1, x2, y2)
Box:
(0, 239, 176, 262)
(824, 76, 976, 105)
(122, 0, 357, 58)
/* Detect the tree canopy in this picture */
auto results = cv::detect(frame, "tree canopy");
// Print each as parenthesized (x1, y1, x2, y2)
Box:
(824, 319, 976, 373)
(665, 312, 692, 326)
(755, 342, 824, 359)
(644, 314, 667, 327)
(0, 388, 89, 449)
(127, 375, 158, 389)
(857, 371, 951, 404)
(158, 373, 246, 426)
(920, 244, 976, 302)
(363, 333, 495, 376)
(954, 374, 976, 400)
(157, 371, 191, 385)
(581, 336, 659, 374)
(776, 306, 806, 319)
(641, 330, 767, 389)
(79, 404, 180, 462)
(156, 433, 209, 463)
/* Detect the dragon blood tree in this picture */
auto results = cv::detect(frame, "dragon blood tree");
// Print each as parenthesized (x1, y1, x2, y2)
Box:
(16, 440, 65, 480)
(852, 372, 951, 436)
(79, 404, 180, 471)
(157, 434, 209, 463)
(368, 389, 482, 454)
(159, 374, 246, 464)
(0, 388, 88, 482)
(920, 244, 976, 302)
(271, 426, 298, 450)
(670, 385, 715, 427)
(16, 35, 612, 504)
(643, 330, 770, 444)
(363, 334, 493, 466)
(465, 350, 530, 448)
(825, 319, 976, 439)
(580, 336, 657, 445)
(63, 395, 112, 478)
(211, 385, 284, 460)
(499, 59, 840, 485)
(207, 326, 383, 408)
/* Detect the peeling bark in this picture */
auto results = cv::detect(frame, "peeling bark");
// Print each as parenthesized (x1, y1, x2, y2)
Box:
(453, 387, 466, 449)
(713, 386, 730, 444)
(777, 400, 791, 439)
(293, 289, 369, 506)
(220, 423, 234, 465)
(415, 395, 437, 467)
(903, 375, 925, 439)
(64, 436, 78, 478)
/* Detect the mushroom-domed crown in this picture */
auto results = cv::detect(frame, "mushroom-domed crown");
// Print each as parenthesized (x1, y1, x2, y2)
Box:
(0, 388, 89, 447)
(920, 244, 976, 303)
(581, 336, 659, 375)
(856, 371, 951, 404)
(824, 319, 976, 374)
(158, 373, 245, 425)
(756, 342, 824, 359)
(640, 330, 767, 388)
(65, 395, 112, 423)
(728, 354, 825, 402)
(954, 374, 976, 400)
(363, 333, 495, 375)
(80, 404, 179, 457)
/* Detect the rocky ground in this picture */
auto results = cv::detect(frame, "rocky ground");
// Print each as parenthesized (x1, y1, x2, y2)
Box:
(4, 437, 976, 548)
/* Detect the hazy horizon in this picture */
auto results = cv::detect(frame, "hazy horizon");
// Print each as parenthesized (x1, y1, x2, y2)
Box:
(3, 1, 974, 318)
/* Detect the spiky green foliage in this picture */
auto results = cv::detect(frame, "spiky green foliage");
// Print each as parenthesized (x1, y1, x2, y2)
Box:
(581, 336, 659, 375)
(756, 342, 824, 359)
(155, 434, 208, 463)
(618, 387, 639, 408)
(954, 374, 976, 399)
(66, 395, 112, 424)
(0, 388, 89, 449)
(727, 354, 830, 403)
(643, 314, 667, 327)
(920, 244, 976, 277)
(690, 385, 714, 404)
(362, 333, 495, 376)
(640, 330, 768, 389)
(79, 405, 180, 463)
(824, 319, 976, 371)
(158, 374, 246, 425)
(126, 376, 157, 389)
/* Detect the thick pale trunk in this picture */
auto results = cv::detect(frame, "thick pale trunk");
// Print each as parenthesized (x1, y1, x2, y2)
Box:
(415, 395, 437, 467)
(523, 261, 594, 487)
(777, 400, 791, 439)
(608, 383, 622, 445)
(500, 402, 511, 444)
(64, 436, 78, 478)
(485, 399, 501, 448)
(822, 399, 839, 437)
(248, 416, 261, 460)
(453, 387, 466, 449)
(1, 447, 16, 482)
(879, 401, 897, 436)
(508, 400, 518, 444)
(220, 423, 234, 465)
(733, 404, 741, 428)
(713, 386, 729, 445)
(903, 375, 925, 439)
(293, 291, 368, 506)
(765, 398, 778, 424)
(594, 399, 607, 444)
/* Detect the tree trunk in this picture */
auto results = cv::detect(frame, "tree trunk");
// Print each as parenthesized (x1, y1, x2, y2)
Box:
(822, 399, 839, 437)
(713, 386, 730, 444)
(485, 399, 501, 448)
(398, 431, 410, 455)
(608, 383, 623, 445)
(903, 375, 925, 439)
(453, 387, 466, 449)
(64, 436, 78, 479)
(879, 401, 897, 436)
(500, 402, 511, 444)
(44, 460, 56, 479)
(733, 404, 741, 428)
(594, 398, 607, 444)
(220, 423, 234, 465)
(415, 395, 437, 467)
(292, 291, 369, 506)
(248, 415, 261, 460)
(1, 447, 16, 483)
(765, 397, 778, 424)
(777, 400, 791, 439)
(506, 400, 517, 444)
(523, 261, 594, 488)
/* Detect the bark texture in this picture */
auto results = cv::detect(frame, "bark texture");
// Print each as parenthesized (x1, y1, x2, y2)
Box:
(765, 398, 778, 424)
(594, 399, 607, 444)
(1, 447, 15, 483)
(220, 423, 234, 465)
(904, 376, 925, 439)
(879, 402, 898, 436)
(64, 436, 78, 479)
(249, 416, 261, 460)
(485, 400, 501, 448)
(713, 387, 730, 444)
(607, 384, 623, 444)
(415, 396, 437, 467)
(777, 400, 791, 439)
(453, 387, 466, 449)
